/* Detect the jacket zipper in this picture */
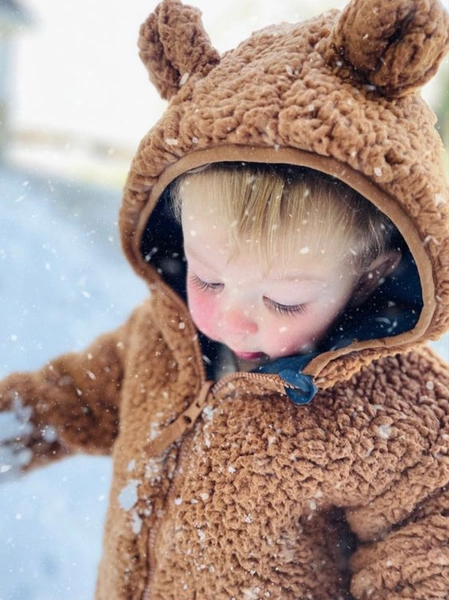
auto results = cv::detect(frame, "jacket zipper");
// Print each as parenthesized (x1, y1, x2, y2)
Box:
(141, 370, 286, 599)
(142, 286, 293, 598)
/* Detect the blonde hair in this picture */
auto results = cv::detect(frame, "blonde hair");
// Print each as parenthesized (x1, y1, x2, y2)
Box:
(172, 162, 396, 272)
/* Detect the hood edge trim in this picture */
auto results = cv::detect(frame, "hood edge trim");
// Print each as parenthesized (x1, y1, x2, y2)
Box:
(126, 144, 436, 376)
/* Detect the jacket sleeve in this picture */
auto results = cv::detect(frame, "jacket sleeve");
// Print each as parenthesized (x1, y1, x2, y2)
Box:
(349, 491, 449, 599)
(347, 346, 449, 599)
(0, 314, 133, 480)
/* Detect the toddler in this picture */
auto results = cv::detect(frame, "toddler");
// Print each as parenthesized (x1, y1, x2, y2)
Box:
(2, 0, 449, 598)
(173, 163, 401, 371)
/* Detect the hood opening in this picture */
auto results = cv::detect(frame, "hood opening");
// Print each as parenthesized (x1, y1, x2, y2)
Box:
(139, 168, 423, 396)
(136, 146, 434, 402)
(139, 187, 228, 379)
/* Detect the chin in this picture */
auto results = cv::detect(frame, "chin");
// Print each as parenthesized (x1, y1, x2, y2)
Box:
(271, 342, 316, 359)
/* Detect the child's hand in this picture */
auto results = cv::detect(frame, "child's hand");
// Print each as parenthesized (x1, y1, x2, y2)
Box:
(0, 397, 34, 482)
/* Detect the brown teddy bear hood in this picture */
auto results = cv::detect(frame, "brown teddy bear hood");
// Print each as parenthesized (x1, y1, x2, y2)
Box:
(120, 0, 449, 394)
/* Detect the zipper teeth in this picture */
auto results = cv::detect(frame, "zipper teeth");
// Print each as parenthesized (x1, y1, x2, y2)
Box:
(143, 288, 287, 599)
(144, 425, 200, 600)
(142, 371, 286, 600)
(211, 370, 284, 396)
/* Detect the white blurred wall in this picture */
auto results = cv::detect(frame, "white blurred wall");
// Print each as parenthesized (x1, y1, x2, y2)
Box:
(11, 0, 343, 151)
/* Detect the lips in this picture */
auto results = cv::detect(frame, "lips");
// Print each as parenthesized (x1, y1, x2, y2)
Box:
(233, 351, 265, 361)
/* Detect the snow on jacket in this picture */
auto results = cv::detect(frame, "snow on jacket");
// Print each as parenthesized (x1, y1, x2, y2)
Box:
(2, 0, 449, 598)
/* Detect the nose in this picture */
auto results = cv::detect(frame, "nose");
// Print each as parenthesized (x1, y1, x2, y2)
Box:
(220, 306, 258, 336)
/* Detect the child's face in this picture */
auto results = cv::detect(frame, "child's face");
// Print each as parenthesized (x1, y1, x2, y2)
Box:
(181, 191, 360, 365)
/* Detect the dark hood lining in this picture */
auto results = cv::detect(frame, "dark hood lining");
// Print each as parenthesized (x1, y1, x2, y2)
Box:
(140, 185, 423, 386)
(140, 189, 221, 378)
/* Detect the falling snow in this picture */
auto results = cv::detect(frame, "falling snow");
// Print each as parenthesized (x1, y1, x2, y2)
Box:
(2, 0, 449, 593)
(0, 166, 146, 599)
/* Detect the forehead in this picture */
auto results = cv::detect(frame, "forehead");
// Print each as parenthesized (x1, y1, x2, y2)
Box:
(180, 175, 351, 262)
(182, 203, 350, 284)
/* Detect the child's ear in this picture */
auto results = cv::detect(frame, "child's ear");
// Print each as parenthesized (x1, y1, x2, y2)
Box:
(351, 250, 402, 307)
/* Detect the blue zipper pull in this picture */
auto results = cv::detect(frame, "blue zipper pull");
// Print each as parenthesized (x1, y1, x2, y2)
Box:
(278, 369, 317, 405)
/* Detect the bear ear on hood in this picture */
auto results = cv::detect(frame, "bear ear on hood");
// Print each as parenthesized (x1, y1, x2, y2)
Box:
(329, 0, 449, 98)
(138, 0, 221, 100)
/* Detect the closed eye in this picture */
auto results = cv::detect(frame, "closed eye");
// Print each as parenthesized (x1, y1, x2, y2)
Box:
(189, 273, 224, 293)
(264, 297, 307, 317)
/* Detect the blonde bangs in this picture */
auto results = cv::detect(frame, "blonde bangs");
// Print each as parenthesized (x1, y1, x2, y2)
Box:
(172, 163, 395, 273)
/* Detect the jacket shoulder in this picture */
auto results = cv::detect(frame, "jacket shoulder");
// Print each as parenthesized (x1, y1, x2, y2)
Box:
(346, 346, 449, 408)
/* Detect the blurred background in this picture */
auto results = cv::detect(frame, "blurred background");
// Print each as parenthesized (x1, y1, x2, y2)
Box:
(0, 1, 448, 598)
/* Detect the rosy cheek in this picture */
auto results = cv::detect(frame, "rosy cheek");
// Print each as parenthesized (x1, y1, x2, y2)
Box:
(187, 284, 217, 338)
(276, 329, 305, 354)
(268, 318, 312, 356)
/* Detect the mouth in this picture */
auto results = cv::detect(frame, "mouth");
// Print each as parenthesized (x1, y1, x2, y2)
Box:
(233, 351, 266, 362)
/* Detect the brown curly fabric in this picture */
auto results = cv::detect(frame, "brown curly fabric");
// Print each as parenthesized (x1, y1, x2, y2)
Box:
(122, 0, 449, 390)
(2, 1, 449, 599)
(3, 298, 449, 599)
(138, 0, 220, 99)
(330, 0, 449, 97)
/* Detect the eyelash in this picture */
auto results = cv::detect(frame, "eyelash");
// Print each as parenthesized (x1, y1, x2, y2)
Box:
(263, 298, 307, 317)
(190, 274, 307, 317)
(190, 273, 224, 293)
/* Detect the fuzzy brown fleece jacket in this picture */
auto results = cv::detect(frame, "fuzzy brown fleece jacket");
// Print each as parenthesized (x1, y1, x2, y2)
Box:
(2, 299, 449, 599)
(2, 0, 449, 598)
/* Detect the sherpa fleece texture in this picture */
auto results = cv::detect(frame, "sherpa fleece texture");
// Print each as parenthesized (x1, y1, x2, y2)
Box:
(2, 0, 449, 599)
(122, 0, 449, 388)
